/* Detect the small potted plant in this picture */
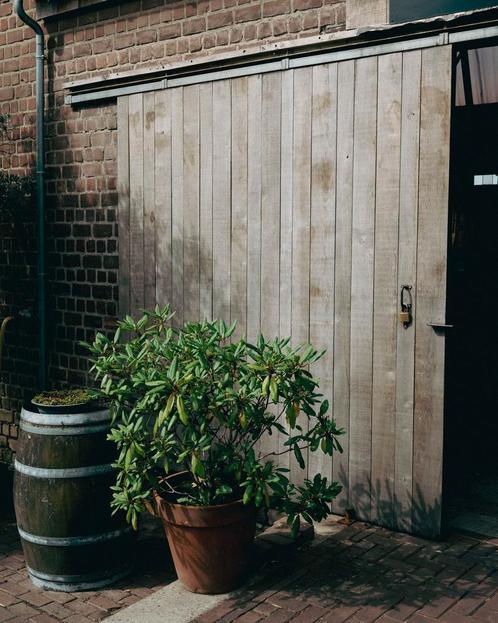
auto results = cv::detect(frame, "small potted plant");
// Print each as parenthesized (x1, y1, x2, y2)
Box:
(86, 306, 345, 594)
(31, 388, 98, 414)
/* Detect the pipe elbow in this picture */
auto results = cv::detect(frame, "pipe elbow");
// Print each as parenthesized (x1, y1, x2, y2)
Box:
(13, 0, 44, 37)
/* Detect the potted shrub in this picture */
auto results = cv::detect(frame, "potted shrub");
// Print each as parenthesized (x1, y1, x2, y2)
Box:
(86, 306, 345, 594)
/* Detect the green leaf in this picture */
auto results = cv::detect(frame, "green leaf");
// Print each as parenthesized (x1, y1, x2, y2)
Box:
(294, 445, 305, 469)
(262, 375, 270, 397)
(270, 378, 278, 403)
(177, 395, 188, 425)
(291, 515, 301, 538)
(125, 445, 134, 470)
(243, 485, 253, 505)
(191, 454, 205, 477)
(319, 399, 329, 416)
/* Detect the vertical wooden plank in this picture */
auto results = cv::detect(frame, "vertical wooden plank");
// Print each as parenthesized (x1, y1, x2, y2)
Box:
(371, 52, 402, 529)
(349, 56, 378, 522)
(309, 63, 337, 481)
(212, 80, 232, 323)
(117, 96, 130, 318)
(291, 67, 312, 486)
(128, 93, 145, 318)
(199, 83, 213, 321)
(261, 71, 281, 342)
(394, 49, 422, 534)
(154, 90, 172, 310)
(279, 70, 294, 343)
(143, 92, 156, 311)
(171, 88, 184, 327)
(260, 71, 282, 459)
(413, 45, 452, 538)
(183, 85, 200, 323)
(279, 69, 294, 474)
(246, 75, 262, 345)
(333, 60, 354, 513)
(230, 77, 248, 340)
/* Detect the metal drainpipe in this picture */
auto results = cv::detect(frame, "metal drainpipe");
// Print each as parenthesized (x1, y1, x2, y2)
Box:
(13, 0, 46, 390)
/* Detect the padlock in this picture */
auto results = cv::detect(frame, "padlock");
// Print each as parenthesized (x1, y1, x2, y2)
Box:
(399, 310, 410, 325)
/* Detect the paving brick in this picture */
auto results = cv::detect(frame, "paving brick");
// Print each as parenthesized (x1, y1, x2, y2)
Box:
(288, 604, 327, 623)
(30, 614, 60, 623)
(0, 591, 18, 607)
(264, 609, 294, 623)
(450, 593, 487, 616)
(416, 591, 460, 618)
(22, 591, 54, 607)
(0, 606, 17, 623)
(472, 605, 498, 623)
(267, 592, 307, 613)
(232, 610, 262, 623)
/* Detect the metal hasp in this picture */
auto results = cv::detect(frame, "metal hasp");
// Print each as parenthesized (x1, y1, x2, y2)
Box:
(13, 0, 46, 389)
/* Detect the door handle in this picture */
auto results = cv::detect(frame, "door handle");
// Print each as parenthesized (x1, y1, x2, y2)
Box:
(427, 322, 454, 330)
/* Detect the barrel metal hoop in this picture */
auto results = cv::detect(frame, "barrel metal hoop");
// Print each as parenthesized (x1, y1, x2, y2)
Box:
(21, 408, 110, 427)
(18, 526, 132, 547)
(14, 460, 115, 479)
(20, 421, 111, 436)
(27, 564, 133, 592)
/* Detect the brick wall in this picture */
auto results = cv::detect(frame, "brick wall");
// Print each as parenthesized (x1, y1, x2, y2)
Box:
(0, 0, 346, 458)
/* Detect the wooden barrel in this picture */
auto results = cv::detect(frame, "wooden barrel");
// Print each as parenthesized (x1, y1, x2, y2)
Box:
(13, 405, 134, 591)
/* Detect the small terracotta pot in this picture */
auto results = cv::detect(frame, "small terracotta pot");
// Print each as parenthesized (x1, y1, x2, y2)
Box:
(153, 484, 256, 594)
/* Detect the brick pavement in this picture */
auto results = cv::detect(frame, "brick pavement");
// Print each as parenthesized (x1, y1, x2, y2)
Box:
(1, 513, 498, 623)
(193, 519, 498, 623)
(0, 515, 175, 623)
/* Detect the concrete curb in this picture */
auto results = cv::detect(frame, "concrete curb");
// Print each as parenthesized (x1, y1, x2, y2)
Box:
(104, 580, 229, 623)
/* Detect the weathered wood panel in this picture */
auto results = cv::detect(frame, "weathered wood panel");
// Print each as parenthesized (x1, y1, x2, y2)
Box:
(230, 77, 248, 341)
(333, 59, 355, 513)
(117, 43, 452, 537)
(154, 90, 172, 310)
(349, 56, 378, 522)
(117, 97, 130, 319)
(309, 63, 337, 482)
(183, 85, 200, 323)
(171, 88, 184, 328)
(413, 45, 452, 538)
(395, 50, 422, 534)
(143, 92, 156, 311)
(371, 52, 402, 529)
(290, 67, 312, 486)
(128, 93, 145, 317)
(199, 83, 213, 321)
(212, 80, 232, 323)
(246, 75, 262, 346)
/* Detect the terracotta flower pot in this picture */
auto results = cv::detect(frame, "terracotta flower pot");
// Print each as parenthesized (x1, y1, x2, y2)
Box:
(153, 486, 256, 594)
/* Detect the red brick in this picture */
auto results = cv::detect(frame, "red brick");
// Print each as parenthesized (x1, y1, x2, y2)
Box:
(136, 30, 157, 44)
(114, 33, 135, 49)
(294, 0, 322, 9)
(159, 24, 181, 40)
(207, 11, 233, 29)
(234, 4, 261, 23)
(183, 16, 206, 35)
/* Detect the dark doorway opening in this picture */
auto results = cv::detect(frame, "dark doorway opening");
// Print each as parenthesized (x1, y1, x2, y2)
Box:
(444, 41, 498, 538)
